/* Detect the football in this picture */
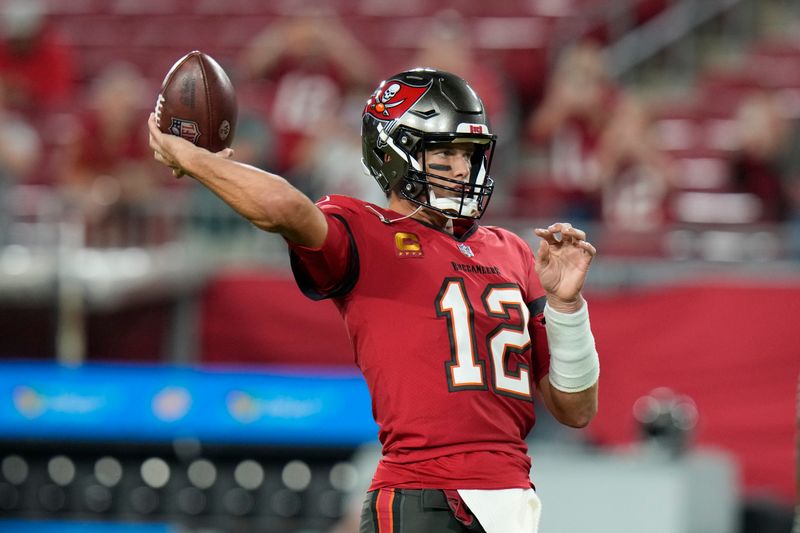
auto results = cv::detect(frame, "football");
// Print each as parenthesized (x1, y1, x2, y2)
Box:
(155, 50, 237, 152)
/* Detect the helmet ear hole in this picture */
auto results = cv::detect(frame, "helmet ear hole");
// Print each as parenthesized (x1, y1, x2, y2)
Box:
(403, 180, 425, 198)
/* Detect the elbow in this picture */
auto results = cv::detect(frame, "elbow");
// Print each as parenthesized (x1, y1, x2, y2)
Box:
(559, 403, 597, 428)
(250, 188, 306, 234)
(251, 217, 281, 234)
(550, 381, 599, 428)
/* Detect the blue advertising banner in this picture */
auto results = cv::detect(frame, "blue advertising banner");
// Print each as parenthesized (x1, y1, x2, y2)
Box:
(0, 361, 378, 446)
(0, 519, 175, 533)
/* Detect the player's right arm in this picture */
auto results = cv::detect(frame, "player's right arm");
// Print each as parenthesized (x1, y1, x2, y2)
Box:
(148, 113, 327, 248)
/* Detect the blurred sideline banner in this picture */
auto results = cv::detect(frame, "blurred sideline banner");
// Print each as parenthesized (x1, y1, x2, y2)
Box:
(586, 280, 800, 504)
(201, 270, 800, 502)
(201, 268, 354, 365)
(0, 361, 377, 446)
(0, 520, 174, 532)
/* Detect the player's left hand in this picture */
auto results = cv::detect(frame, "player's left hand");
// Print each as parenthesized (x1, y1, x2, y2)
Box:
(534, 222, 596, 312)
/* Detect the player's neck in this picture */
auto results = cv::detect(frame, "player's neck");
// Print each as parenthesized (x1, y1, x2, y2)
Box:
(388, 195, 453, 234)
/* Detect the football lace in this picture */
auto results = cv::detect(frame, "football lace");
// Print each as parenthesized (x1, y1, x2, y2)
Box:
(154, 94, 165, 127)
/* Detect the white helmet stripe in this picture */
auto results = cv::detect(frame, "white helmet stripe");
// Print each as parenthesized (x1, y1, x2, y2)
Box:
(474, 160, 486, 187)
(377, 123, 422, 171)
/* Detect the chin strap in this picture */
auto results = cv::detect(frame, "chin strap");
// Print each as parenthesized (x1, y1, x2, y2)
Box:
(428, 190, 479, 218)
(365, 204, 423, 225)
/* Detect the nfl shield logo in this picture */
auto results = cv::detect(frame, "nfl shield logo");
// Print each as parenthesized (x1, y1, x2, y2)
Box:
(170, 118, 201, 145)
(457, 243, 474, 258)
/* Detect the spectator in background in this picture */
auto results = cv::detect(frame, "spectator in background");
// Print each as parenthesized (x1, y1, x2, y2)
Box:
(0, 82, 40, 244)
(409, 11, 510, 135)
(230, 113, 274, 171)
(0, 0, 75, 113)
(292, 92, 387, 205)
(596, 97, 673, 230)
(187, 111, 279, 237)
(285, 10, 519, 206)
(0, 83, 40, 184)
(239, 14, 376, 195)
(59, 63, 160, 246)
(407, 10, 517, 203)
(728, 91, 791, 222)
(525, 40, 620, 221)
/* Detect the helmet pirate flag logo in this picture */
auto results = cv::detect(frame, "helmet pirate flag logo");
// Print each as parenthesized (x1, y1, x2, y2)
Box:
(365, 80, 431, 121)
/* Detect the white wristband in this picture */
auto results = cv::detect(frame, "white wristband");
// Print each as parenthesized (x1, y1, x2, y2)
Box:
(544, 300, 600, 393)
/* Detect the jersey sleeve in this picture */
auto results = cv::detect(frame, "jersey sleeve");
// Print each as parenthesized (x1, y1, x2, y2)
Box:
(287, 197, 360, 301)
(521, 240, 550, 385)
(527, 294, 550, 385)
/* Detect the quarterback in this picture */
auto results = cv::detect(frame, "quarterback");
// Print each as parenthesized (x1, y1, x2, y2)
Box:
(149, 68, 600, 533)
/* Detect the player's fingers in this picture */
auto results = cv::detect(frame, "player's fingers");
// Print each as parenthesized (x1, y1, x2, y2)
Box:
(536, 238, 550, 264)
(548, 222, 572, 234)
(579, 240, 597, 257)
(172, 168, 184, 179)
(548, 222, 575, 243)
(561, 225, 586, 242)
(149, 136, 165, 156)
(147, 113, 161, 137)
(534, 227, 561, 246)
(215, 148, 234, 159)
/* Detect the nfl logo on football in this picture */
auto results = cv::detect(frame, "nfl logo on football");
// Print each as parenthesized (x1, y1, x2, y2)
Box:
(170, 118, 201, 145)
(457, 243, 474, 258)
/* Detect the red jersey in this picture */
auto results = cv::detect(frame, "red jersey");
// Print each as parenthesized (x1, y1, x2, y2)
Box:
(289, 195, 550, 490)
(260, 57, 347, 172)
(0, 27, 75, 111)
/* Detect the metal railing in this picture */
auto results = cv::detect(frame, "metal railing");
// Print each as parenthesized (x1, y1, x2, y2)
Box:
(549, 0, 644, 63)
(605, 0, 755, 81)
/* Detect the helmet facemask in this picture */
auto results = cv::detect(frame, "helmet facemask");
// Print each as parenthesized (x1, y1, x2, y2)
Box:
(385, 127, 496, 220)
(400, 137, 494, 219)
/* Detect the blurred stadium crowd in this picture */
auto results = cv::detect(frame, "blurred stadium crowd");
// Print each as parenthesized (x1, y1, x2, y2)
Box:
(0, 0, 798, 532)
(0, 0, 799, 254)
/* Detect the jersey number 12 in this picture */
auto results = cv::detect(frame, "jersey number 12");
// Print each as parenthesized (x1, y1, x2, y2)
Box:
(435, 278, 532, 400)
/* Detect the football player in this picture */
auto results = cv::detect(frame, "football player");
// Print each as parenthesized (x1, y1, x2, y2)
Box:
(149, 68, 600, 533)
